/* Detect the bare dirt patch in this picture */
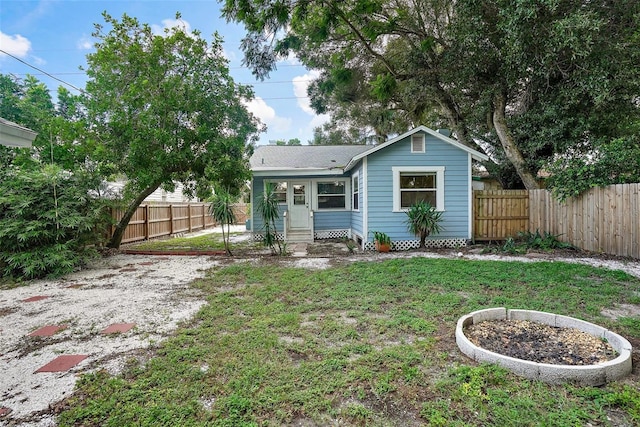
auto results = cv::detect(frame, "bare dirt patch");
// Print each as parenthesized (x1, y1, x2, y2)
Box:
(465, 319, 618, 365)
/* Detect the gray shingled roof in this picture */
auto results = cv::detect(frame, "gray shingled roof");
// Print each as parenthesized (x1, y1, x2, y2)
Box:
(251, 145, 371, 170)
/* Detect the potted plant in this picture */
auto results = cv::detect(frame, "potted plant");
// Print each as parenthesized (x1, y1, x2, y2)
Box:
(405, 201, 444, 248)
(371, 230, 392, 252)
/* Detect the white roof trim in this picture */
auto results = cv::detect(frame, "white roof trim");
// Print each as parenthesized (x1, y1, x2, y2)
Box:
(0, 118, 37, 148)
(344, 125, 488, 171)
(253, 168, 346, 177)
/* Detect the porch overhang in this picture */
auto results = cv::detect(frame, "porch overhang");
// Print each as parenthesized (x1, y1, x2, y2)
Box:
(252, 168, 346, 177)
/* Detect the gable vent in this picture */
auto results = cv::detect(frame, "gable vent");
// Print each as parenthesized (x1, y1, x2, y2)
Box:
(411, 135, 425, 153)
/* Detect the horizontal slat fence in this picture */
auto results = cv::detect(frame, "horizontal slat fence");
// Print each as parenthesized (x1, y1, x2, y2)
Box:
(529, 184, 640, 259)
(110, 203, 248, 244)
(473, 190, 529, 241)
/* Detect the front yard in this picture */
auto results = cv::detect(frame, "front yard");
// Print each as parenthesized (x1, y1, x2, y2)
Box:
(57, 257, 640, 426)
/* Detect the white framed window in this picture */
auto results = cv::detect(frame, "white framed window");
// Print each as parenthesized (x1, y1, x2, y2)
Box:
(352, 175, 359, 211)
(266, 181, 287, 204)
(392, 166, 445, 211)
(317, 180, 346, 210)
(411, 134, 425, 153)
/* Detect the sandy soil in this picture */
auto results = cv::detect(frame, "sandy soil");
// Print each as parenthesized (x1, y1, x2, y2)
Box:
(1, 236, 639, 426)
(0, 254, 220, 427)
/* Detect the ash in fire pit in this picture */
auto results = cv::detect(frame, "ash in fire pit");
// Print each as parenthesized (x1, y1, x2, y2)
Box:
(465, 320, 618, 365)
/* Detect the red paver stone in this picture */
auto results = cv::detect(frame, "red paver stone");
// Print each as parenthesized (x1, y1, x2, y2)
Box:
(100, 323, 136, 334)
(22, 295, 49, 302)
(35, 355, 87, 373)
(0, 407, 11, 417)
(29, 325, 67, 337)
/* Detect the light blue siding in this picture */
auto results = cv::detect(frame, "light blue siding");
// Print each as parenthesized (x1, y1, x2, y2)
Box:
(251, 173, 352, 233)
(314, 211, 351, 230)
(252, 130, 474, 244)
(365, 131, 470, 242)
(251, 176, 286, 232)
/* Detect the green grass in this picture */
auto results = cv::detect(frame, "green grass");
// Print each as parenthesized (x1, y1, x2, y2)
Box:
(58, 258, 640, 426)
(125, 233, 259, 252)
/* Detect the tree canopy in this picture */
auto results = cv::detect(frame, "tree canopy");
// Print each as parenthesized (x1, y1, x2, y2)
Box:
(84, 12, 262, 247)
(223, 0, 640, 195)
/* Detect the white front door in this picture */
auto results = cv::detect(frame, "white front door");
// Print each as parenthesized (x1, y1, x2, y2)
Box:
(289, 182, 310, 229)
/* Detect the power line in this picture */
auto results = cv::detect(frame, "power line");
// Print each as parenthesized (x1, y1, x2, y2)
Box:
(0, 49, 86, 94)
(1, 50, 313, 100)
(8, 72, 314, 86)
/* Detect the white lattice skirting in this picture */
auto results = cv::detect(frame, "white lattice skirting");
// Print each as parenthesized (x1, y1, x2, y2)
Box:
(252, 231, 467, 251)
(364, 238, 468, 251)
(314, 229, 350, 240)
(253, 232, 285, 241)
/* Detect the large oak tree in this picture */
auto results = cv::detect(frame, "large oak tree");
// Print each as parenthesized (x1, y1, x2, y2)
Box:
(223, 0, 640, 193)
(84, 13, 261, 248)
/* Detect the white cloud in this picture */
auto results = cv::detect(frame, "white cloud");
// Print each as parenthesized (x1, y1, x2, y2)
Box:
(292, 70, 321, 115)
(76, 35, 92, 50)
(152, 18, 193, 37)
(291, 70, 330, 141)
(244, 97, 292, 133)
(309, 113, 330, 128)
(222, 48, 237, 62)
(0, 32, 31, 58)
(282, 51, 301, 65)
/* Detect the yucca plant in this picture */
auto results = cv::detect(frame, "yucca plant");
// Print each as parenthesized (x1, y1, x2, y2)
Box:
(208, 188, 238, 256)
(405, 201, 444, 248)
(256, 183, 283, 255)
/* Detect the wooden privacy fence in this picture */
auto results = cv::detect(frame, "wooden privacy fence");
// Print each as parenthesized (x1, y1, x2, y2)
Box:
(473, 190, 529, 241)
(473, 184, 640, 259)
(529, 184, 640, 259)
(111, 202, 248, 244)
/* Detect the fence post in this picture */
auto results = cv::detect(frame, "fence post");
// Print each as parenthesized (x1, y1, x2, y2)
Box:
(110, 207, 115, 240)
(144, 204, 150, 240)
(188, 204, 192, 232)
(169, 204, 174, 235)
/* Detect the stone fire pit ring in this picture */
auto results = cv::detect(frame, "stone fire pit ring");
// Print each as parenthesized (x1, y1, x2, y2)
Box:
(456, 308, 632, 386)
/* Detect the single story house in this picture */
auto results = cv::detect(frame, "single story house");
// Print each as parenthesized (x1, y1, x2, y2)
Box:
(0, 117, 37, 148)
(248, 125, 489, 250)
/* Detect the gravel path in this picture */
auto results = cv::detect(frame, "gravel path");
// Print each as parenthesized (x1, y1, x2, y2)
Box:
(0, 254, 220, 426)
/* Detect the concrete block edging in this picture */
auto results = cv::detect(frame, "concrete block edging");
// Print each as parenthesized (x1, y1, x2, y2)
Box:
(455, 308, 632, 386)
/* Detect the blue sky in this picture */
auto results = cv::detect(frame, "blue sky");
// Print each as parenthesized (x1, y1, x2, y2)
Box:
(0, 0, 329, 145)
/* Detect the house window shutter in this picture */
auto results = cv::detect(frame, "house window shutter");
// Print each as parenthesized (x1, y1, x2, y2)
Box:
(411, 135, 425, 153)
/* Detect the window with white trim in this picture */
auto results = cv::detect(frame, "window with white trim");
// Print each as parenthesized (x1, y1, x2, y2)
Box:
(317, 181, 346, 209)
(411, 134, 425, 153)
(269, 181, 287, 204)
(352, 175, 359, 211)
(392, 166, 445, 211)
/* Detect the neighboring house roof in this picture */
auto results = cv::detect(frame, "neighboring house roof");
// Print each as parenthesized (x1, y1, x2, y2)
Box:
(0, 117, 37, 148)
(251, 145, 371, 175)
(250, 126, 489, 176)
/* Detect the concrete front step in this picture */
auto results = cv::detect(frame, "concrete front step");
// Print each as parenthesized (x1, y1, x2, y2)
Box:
(286, 230, 314, 243)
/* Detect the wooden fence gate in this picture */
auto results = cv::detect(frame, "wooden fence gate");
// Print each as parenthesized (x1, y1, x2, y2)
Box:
(473, 190, 529, 241)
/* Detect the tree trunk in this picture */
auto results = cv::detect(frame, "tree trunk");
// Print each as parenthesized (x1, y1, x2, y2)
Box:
(108, 183, 162, 249)
(492, 93, 541, 190)
(433, 84, 475, 150)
